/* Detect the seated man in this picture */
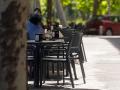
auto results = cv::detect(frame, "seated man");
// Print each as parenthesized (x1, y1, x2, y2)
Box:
(27, 8, 44, 40)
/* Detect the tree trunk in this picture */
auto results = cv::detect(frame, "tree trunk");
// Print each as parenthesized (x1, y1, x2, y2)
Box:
(29, 0, 34, 14)
(0, 0, 29, 90)
(30, 0, 41, 14)
(93, 0, 99, 16)
(107, 0, 110, 16)
(55, 0, 68, 27)
(47, 0, 52, 30)
(92, 0, 103, 16)
(33, 0, 41, 11)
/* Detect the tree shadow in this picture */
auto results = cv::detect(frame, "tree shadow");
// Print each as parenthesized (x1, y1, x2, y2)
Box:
(100, 37, 120, 51)
(28, 83, 100, 90)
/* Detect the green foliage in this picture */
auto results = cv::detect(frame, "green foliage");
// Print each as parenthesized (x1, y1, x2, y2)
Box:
(111, 0, 120, 15)
(62, 0, 120, 23)
(98, 0, 108, 15)
(40, 0, 47, 16)
(35, 0, 120, 24)
(62, 0, 71, 6)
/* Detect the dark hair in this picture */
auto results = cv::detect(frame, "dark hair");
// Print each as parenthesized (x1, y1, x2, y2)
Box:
(29, 15, 41, 25)
(34, 8, 40, 12)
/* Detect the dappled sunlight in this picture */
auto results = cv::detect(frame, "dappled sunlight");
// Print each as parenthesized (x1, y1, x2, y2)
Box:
(82, 36, 120, 90)
(28, 63, 106, 90)
(83, 36, 120, 63)
(99, 36, 120, 51)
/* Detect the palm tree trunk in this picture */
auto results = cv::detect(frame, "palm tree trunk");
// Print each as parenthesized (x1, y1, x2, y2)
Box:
(0, 0, 29, 90)
(30, 0, 41, 14)
(29, 0, 35, 14)
(34, 0, 41, 10)
(107, 0, 110, 16)
(47, 0, 52, 30)
(55, 0, 68, 27)
(93, 0, 99, 16)
(92, 0, 103, 16)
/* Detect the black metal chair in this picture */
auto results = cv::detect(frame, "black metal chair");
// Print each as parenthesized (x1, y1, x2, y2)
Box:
(41, 32, 86, 88)
(26, 44, 36, 80)
(68, 32, 86, 83)
(60, 28, 86, 79)
(41, 40, 74, 88)
(60, 28, 87, 62)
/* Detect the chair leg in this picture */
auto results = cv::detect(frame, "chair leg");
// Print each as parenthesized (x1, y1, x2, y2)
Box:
(71, 60, 78, 80)
(80, 62, 86, 84)
(78, 51, 86, 84)
(46, 62, 50, 79)
(52, 63, 55, 74)
(57, 62, 60, 84)
(65, 63, 69, 76)
(66, 61, 74, 88)
(43, 61, 46, 83)
(81, 41, 87, 62)
(63, 62, 65, 85)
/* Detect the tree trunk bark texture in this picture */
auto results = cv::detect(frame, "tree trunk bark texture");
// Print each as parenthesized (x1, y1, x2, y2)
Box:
(93, 0, 99, 16)
(0, 0, 29, 90)
(29, 0, 41, 15)
(92, 0, 102, 16)
(107, 0, 110, 16)
(47, 0, 52, 30)
(55, 0, 68, 27)
(33, 0, 41, 11)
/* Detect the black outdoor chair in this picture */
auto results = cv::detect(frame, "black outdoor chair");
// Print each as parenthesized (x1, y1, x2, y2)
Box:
(60, 28, 87, 62)
(41, 31, 86, 88)
(26, 44, 36, 80)
(42, 40, 74, 88)
(68, 32, 86, 83)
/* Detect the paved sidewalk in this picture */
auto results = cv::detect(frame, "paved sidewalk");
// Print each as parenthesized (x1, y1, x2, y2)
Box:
(29, 36, 120, 90)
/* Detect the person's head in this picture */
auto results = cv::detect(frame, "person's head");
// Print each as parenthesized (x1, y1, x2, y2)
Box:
(34, 8, 41, 15)
(29, 8, 42, 25)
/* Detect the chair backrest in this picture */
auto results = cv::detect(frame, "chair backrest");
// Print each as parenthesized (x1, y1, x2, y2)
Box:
(69, 32, 83, 52)
(60, 28, 73, 42)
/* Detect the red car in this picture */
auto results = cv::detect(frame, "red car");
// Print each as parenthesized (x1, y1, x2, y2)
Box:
(85, 15, 120, 35)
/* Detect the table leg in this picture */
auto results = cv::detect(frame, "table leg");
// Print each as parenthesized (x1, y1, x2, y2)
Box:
(34, 46, 40, 87)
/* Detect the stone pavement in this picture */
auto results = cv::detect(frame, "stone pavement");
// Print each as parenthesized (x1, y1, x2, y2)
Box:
(29, 36, 120, 90)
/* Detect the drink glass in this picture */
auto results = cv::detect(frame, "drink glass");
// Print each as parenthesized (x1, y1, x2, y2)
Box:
(35, 34, 43, 42)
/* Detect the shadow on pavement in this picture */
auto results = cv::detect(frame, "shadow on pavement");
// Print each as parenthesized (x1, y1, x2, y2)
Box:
(29, 84, 100, 90)
(100, 37, 120, 51)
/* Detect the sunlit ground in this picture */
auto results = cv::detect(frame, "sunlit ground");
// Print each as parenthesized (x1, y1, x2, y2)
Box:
(29, 36, 120, 90)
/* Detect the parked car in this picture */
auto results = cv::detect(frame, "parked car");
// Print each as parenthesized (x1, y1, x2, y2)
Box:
(85, 15, 120, 35)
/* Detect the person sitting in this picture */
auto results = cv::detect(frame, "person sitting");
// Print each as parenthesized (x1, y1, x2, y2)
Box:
(27, 8, 44, 40)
